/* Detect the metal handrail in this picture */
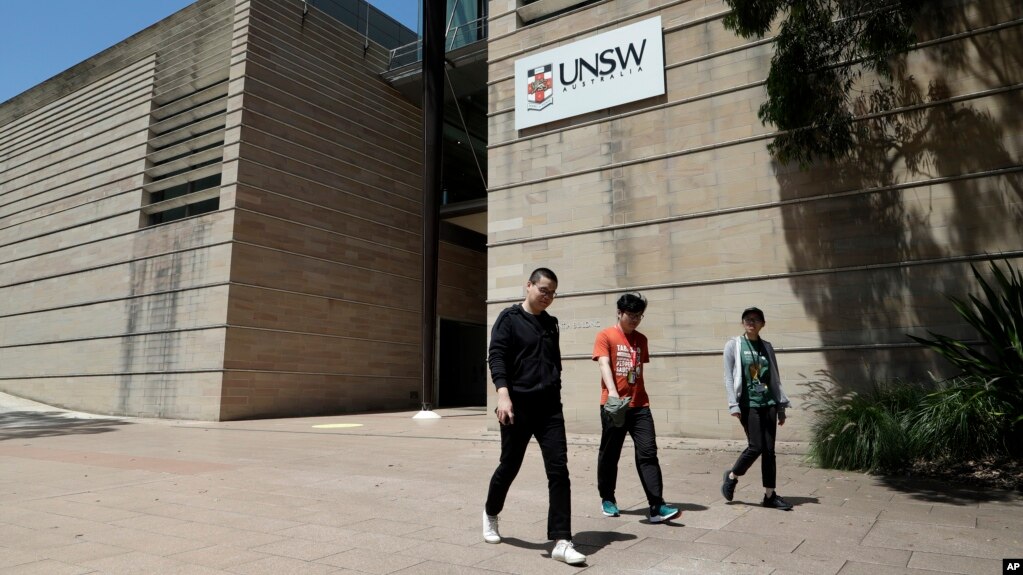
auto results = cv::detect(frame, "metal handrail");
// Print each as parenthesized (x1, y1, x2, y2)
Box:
(387, 15, 488, 70)
(448, 15, 487, 50)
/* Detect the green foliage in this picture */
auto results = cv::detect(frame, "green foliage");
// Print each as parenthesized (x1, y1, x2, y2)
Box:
(804, 375, 921, 472)
(907, 260, 1023, 424)
(806, 374, 1021, 473)
(722, 0, 923, 166)
(807, 260, 1023, 473)
(906, 377, 1017, 460)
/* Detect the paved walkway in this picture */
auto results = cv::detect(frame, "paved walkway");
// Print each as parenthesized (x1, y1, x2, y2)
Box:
(1, 393, 1020, 575)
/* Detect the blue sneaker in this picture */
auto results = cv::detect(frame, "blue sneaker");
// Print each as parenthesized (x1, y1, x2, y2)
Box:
(601, 500, 619, 517)
(649, 504, 680, 523)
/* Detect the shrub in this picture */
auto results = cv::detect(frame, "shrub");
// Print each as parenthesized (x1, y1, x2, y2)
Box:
(907, 260, 1023, 425)
(908, 259, 1023, 456)
(907, 376, 1020, 460)
(804, 374, 922, 473)
(807, 260, 1023, 474)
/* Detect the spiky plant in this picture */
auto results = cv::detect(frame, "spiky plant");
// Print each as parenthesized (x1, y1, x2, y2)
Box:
(908, 260, 1023, 426)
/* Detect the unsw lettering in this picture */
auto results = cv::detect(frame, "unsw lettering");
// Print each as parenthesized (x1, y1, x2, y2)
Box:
(559, 40, 647, 85)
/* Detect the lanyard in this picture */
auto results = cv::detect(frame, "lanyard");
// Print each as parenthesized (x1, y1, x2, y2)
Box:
(615, 324, 638, 369)
(744, 336, 764, 383)
(744, 335, 762, 363)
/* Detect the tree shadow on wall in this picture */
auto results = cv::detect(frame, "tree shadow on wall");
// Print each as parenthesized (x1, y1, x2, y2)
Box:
(777, 0, 1023, 391)
(0, 410, 130, 441)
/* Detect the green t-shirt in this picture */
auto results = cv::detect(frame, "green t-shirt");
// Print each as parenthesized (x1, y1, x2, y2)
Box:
(741, 337, 776, 408)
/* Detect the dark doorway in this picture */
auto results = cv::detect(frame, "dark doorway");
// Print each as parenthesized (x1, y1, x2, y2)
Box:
(439, 319, 487, 407)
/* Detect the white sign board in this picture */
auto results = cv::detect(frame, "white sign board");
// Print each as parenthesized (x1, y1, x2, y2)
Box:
(514, 17, 665, 131)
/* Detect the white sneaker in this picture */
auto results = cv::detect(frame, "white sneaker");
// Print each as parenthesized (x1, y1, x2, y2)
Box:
(552, 539, 586, 565)
(482, 511, 501, 543)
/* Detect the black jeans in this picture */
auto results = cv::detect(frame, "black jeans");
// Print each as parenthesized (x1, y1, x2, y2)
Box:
(485, 397, 571, 541)
(731, 404, 778, 488)
(597, 406, 665, 509)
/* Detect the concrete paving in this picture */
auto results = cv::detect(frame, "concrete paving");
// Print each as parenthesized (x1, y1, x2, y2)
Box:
(1, 392, 1020, 574)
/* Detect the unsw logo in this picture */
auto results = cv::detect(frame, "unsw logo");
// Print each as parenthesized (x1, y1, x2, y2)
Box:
(525, 64, 554, 111)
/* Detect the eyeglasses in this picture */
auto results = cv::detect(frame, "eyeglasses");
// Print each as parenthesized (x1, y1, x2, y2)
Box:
(742, 317, 764, 324)
(622, 312, 644, 320)
(536, 287, 556, 298)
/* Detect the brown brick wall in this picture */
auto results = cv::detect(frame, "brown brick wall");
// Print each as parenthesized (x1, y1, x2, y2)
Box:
(0, 0, 237, 419)
(0, 0, 488, 421)
(222, 0, 430, 419)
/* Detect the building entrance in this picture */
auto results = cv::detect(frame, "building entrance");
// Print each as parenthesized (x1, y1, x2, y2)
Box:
(438, 319, 487, 407)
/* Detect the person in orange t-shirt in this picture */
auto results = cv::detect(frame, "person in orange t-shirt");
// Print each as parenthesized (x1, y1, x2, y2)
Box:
(592, 293, 680, 524)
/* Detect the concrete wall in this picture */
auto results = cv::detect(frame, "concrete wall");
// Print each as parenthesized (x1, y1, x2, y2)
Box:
(0, 0, 489, 421)
(0, 0, 237, 419)
(221, 0, 487, 419)
(485, 0, 1023, 439)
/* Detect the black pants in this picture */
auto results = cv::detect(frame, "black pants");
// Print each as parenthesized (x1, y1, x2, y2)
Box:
(485, 397, 571, 541)
(597, 406, 665, 509)
(731, 404, 778, 488)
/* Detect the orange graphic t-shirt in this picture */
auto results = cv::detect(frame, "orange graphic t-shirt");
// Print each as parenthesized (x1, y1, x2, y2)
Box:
(592, 326, 650, 407)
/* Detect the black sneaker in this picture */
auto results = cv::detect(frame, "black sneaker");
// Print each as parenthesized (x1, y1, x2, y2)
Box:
(721, 470, 738, 501)
(762, 493, 793, 510)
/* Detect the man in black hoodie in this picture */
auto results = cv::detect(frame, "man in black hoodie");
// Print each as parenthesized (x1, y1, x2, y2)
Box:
(482, 268, 586, 565)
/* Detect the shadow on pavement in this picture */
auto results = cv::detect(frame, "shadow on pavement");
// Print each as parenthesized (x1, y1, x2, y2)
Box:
(496, 536, 553, 551)
(723, 495, 820, 509)
(499, 531, 639, 556)
(0, 410, 131, 441)
(780, 496, 820, 507)
(876, 475, 1021, 504)
(570, 530, 639, 552)
(676, 502, 710, 513)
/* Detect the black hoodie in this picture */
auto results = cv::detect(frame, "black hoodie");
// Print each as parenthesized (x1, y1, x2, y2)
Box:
(488, 304, 563, 395)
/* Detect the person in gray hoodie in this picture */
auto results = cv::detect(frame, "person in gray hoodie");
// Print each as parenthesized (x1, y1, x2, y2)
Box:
(482, 268, 586, 565)
(720, 306, 794, 510)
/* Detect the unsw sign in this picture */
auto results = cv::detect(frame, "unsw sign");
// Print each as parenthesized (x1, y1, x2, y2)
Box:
(514, 17, 665, 131)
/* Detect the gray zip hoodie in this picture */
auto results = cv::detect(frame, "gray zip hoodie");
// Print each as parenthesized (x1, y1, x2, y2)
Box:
(723, 336, 790, 418)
